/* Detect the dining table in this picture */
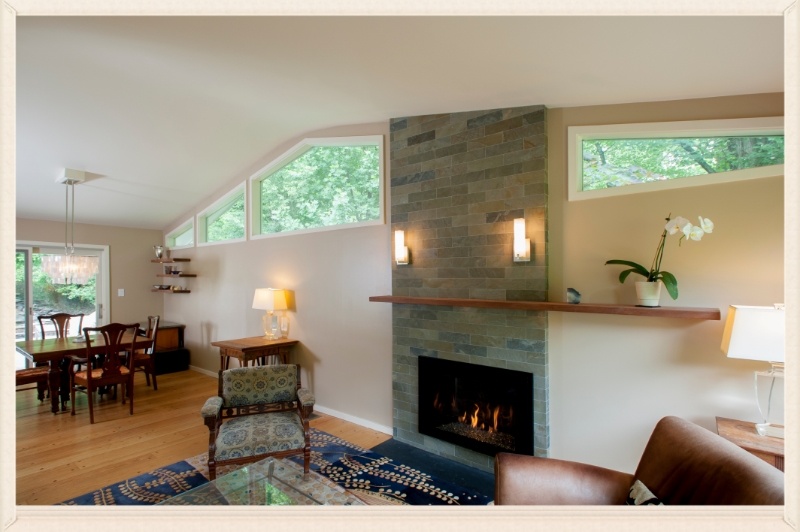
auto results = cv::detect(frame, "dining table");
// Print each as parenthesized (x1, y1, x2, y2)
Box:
(16, 331, 153, 414)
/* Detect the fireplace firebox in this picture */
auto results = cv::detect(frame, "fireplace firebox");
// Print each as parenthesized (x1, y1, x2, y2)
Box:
(418, 356, 534, 457)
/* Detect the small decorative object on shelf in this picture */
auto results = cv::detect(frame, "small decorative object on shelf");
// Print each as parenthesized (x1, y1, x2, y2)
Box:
(606, 213, 714, 307)
(151, 256, 194, 293)
(566, 288, 581, 304)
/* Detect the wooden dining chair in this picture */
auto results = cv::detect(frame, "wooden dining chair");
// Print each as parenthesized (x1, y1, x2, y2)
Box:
(131, 315, 160, 390)
(18, 313, 84, 405)
(37, 312, 84, 339)
(35, 312, 88, 408)
(70, 322, 139, 424)
(15, 347, 53, 403)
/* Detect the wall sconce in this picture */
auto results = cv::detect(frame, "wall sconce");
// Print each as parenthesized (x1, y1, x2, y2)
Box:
(252, 288, 288, 339)
(395, 230, 409, 265)
(513, 218, 531, 262)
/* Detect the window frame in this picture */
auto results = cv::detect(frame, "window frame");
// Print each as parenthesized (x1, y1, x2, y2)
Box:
(249, 135, 385, 240)
(567, 117, 784, 201)
(196, 182, 247, 247)
(165, 217, 195, 250)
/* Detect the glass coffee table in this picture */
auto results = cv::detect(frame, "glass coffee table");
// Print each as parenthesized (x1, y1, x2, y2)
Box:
(159, 457, 364, 506)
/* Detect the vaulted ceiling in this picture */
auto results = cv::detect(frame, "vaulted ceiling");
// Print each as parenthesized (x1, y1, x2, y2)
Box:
(15, 16, 784, 230)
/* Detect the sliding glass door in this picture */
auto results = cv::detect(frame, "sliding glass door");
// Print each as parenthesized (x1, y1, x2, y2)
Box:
(16, 243, 109, 341)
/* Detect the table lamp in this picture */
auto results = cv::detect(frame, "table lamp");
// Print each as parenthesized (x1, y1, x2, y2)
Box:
(720, 304, 785, 438)
(252, 288, 288, 340)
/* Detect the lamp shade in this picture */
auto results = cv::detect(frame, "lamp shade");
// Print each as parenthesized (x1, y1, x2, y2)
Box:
(252, 288, 288, 311)
(720, 305, 785, 362)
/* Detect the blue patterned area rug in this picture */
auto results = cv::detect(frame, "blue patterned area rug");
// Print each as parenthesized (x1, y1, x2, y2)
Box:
(58, 429, 492, 506)
(287, 430, 491, 505)
(58, 459, 207, 505)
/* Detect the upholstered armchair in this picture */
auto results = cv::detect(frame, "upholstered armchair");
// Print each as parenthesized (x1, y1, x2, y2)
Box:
(201, 364, 315, 480)
(494, 416, 784, 505)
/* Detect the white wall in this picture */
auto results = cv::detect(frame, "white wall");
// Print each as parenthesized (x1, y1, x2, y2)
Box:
(547, 94, 784, 472)
(162, 122, 394, 434)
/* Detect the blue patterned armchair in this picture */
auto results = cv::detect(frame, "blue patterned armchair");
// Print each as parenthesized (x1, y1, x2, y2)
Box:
(201, 364, 315, 480)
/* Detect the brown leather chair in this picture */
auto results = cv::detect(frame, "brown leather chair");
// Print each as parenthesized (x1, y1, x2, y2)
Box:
(494, 416, 784, 505)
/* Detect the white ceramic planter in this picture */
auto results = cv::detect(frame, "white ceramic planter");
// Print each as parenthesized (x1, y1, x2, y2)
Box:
(635, 281, 662, 307)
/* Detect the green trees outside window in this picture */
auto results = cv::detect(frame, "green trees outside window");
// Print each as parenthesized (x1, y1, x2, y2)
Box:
(205, 195, 245, 243)
(582, 135, 784, 191)
(16, 253, 96, 315)
(258, 144, 381, 235)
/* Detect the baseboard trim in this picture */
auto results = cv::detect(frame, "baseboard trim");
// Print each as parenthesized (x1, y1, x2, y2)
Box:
(312, 404, 393, 436)
(189, 365, 217, 378)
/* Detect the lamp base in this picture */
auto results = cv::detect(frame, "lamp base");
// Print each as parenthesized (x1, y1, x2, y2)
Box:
(262, 311, 279, 340)
(754, 364, 784, 440)
(755, 423, 784, 439)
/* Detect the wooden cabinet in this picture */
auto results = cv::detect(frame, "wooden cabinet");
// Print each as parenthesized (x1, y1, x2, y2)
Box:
(151, 258, 195, 293)
(150, 321, 189, 374)
(716, 416, 784, 471)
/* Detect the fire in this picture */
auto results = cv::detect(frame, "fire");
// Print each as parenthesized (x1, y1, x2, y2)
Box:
(456, 402, 509, 434)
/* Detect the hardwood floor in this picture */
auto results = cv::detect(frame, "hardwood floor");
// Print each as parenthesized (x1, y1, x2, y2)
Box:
(16, 369, 391, 505)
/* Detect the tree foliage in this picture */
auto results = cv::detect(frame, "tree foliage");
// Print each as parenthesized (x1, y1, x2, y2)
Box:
(259, 145, 380, 234)
(207, 195, 245, 242)
(16, 252, 96, 314)
(582, 135, 784, 191)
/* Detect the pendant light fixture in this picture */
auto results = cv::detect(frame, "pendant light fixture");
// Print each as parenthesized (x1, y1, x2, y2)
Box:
(40, 169, 99, 285)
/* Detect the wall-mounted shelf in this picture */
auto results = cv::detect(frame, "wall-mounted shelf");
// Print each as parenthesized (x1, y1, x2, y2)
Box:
(151, 257, 194, 294)
(151, 289, 191, 293)
(151, 258, 191, 264)
(368, 295, 720, 320)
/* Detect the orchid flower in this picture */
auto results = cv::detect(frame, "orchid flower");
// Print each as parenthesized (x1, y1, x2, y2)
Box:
(687, 225, 705, 241)
(606, 213, 714, 301)
(665, 216, 690, 235)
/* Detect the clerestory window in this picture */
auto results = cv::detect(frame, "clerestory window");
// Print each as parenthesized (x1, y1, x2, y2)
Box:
(250, 135, 384, 238)
(197, 183, 246, 245)
(568, 117, 784, 200)
(166, 218, 194, 249)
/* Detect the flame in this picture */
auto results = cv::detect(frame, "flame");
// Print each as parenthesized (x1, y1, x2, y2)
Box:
(454, 402, 510, 433)
(433, 394, 514, 437)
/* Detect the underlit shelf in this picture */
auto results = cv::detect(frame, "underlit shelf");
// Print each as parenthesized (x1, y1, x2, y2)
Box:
(155, 273, 197, 278)
(368, 295, 720, 320)
(151, 289, 191, 293)
(151, 258, 191, 264)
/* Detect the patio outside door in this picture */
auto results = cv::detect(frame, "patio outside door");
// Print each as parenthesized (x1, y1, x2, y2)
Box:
(15, 243, 109, 345)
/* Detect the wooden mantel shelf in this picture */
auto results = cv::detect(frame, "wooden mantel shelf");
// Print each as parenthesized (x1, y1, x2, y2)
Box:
(368, 295, 720, 320)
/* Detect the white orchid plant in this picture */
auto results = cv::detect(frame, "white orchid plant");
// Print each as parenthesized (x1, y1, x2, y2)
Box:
(605, 214, 714, 300)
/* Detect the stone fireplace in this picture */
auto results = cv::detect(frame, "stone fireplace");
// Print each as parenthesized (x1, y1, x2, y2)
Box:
(418, 356, 534, 457)
(388, 105, 548, 472)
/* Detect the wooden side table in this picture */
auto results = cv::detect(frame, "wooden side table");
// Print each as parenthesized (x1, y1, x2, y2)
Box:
(211, 336, 299, 371)
(715, 416, 784, 471)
